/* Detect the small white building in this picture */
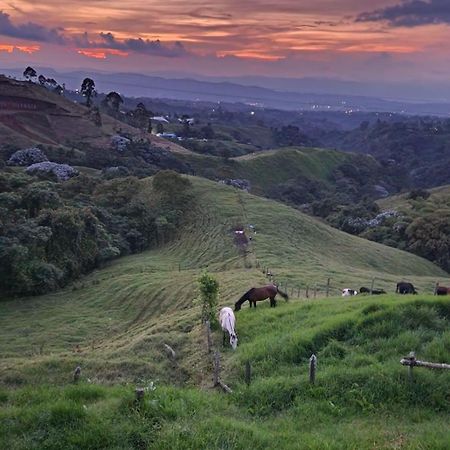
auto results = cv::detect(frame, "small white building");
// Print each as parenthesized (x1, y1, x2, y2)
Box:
(151, 116, 169, 123)
(156, 132, 177, 139)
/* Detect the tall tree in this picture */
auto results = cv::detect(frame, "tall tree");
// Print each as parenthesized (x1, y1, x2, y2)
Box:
(81, 78, 97, 107)
(23, 66, 37, 82)
(103, 91, 123, 114)
(133, 102, 151, 131)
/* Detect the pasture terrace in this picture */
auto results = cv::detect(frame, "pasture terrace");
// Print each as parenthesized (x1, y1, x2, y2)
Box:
(0, 177, 449, 448)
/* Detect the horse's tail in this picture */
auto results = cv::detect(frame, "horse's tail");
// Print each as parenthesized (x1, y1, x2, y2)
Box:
(235, 288, 254, 311)
(277, 287, 289, 301)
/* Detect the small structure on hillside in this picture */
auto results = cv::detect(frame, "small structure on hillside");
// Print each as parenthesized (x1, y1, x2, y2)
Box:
(233, 227, 249, 248)
(151, 116, 169, 123)
(219, 179, 251, 192)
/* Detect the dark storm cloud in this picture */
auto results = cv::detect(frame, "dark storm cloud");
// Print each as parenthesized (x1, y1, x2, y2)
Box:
(357, 0, 450, 27)
(0, 10, 66, 43)
(0, 11, 187, 57)
(88, 32, 188, 57)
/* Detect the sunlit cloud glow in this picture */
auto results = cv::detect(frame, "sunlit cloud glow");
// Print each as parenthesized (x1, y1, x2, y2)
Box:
(0, 43, 40, 53)
(0, 1, 450, 81)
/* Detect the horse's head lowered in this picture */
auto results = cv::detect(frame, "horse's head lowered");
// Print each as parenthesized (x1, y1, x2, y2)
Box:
(229, 332, 238, 350)
(234, 302, 241, 312)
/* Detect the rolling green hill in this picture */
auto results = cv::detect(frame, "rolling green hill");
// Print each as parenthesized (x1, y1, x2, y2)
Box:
(378, 184, 450, 216)
(182, 146, 387, 198)
(355, 184, 450, 272)
(1, 176, 449, 448)
(1, 176, 446, 380)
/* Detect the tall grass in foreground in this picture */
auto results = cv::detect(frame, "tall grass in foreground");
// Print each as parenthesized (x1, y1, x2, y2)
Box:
(1, 295, 449, 449)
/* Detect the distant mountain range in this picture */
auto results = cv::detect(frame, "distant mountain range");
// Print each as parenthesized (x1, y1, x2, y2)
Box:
(3, 68, 450, 116)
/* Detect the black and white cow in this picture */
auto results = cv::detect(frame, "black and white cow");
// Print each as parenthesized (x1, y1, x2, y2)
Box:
(342, 288, 358, 297)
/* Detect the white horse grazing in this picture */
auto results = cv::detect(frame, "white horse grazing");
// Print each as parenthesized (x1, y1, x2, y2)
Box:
(219, 307, 238, 350)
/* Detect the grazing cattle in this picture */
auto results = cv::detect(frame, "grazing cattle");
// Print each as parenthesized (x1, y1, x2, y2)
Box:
(396, 282, 418, 295)
(219, 307, 238, 350)
(342, 288, 358, 297)
(360, 287, 386, 295)
(435, 286, 450, 295)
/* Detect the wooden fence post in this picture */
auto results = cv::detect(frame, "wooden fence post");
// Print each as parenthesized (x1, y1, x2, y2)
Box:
(434, 282, 439, 295)
(370, 277, 375, 295)
(135, 388, 145, 407)
(205, 320, 213, 354)
(213, 351, 221, 386)
(212, 350, 233, 393)
(306, 285, 309, 298)
(400, 354, 450, 371)
(245, 360, 252, 386)
(73, 366, 81, 383)
(406, 351, 415, 382)
(309, 354, 317, 384)
(326, 278, 331, 297)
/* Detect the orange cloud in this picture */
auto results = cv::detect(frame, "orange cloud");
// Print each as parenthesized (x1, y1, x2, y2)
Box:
(16, 45, 41, 54)
(0, 44, 14, 53)
(217, 50, 283, 61)
(77, 48, 128, 59)
(0, 44, 40, 54)
(107, 49, 129, 57)
(77, 49, 107, 59)
(340, 43, 418, 53)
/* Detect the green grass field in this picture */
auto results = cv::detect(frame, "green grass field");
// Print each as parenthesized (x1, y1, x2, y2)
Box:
(1, 177, 449, 449)
(181, 147, 359, 195)
(378, 184, 450, 217)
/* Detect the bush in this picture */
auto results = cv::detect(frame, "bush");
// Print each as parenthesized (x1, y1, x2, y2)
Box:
(0, 170, 194, 297)
(197, 272, 219, 328)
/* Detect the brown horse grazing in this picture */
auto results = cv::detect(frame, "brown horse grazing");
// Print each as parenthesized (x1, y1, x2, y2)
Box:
(234, 284, 289, 311)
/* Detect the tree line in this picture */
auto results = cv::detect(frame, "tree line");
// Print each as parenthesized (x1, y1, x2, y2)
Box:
(0, 169, 193, 298)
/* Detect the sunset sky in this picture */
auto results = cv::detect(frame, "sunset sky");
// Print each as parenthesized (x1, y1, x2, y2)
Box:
(1, 0, 450, 82)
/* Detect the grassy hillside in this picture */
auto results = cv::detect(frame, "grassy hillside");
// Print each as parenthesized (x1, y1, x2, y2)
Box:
(359, 185, 450, 272)
(1, 295, 448, 449)
(378, 184, 450, 216)
(1, 176, 449, 448)
(182, 147, 378, 196)
(1, 177, 446, 382)
(0, 75, 189, 154)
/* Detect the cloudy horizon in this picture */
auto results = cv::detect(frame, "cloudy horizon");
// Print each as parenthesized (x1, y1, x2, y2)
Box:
(1, 1, 450, 83)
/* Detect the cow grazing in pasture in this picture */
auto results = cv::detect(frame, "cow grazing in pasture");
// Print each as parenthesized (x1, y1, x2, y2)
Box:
(360, 287, 386, 295)
(435, 286, 450, 295)
(219, 307, 238, 350)
(396, 282, 418, 295)
(342, 288, 358, 297)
